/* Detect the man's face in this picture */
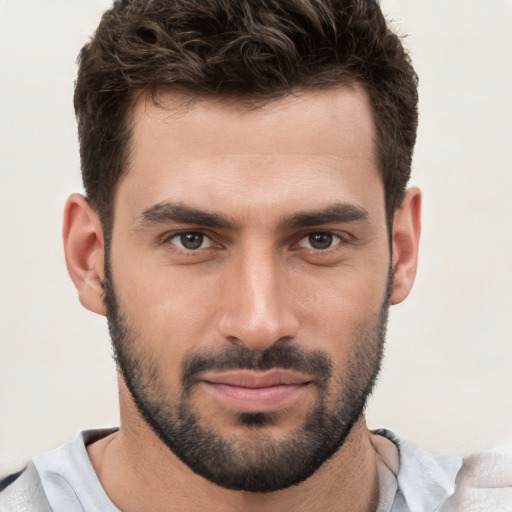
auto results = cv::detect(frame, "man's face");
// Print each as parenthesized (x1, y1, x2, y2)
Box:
(104, 87, 391, 492)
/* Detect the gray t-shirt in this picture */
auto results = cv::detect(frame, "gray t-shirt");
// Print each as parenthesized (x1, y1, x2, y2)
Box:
(1, 428, 463, 512)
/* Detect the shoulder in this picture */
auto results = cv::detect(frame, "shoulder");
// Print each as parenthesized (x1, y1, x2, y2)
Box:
(0, 462, 51, 512)
(440, 446, 512, 511)
(375, 430, 512, 511)
(0, 428, 117, 512)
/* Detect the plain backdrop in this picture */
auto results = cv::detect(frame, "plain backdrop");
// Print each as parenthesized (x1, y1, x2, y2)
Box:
(1, 0, 511, 475)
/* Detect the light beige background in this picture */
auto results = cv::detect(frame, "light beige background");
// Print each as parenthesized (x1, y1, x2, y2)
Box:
(1, 0, 511, 475)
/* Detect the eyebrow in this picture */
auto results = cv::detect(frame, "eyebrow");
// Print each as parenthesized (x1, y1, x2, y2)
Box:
(281, 203, 369, 229)
(136, 202, 238, 230)
(135, 201, 369, 231)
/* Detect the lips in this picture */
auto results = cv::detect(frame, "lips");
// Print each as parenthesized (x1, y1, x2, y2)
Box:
(200, 370, 313, 413)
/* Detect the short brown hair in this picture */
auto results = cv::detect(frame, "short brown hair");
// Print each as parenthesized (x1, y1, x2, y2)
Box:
(74, 0, 418, 232)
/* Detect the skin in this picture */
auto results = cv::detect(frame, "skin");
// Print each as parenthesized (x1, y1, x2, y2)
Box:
(63, 86, 421, 511)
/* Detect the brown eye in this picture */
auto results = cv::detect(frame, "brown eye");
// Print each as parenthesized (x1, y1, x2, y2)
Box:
(180, 233, 204, 249)
(168, 232, 212, 250)
(298, 232, 343, 250)
(309, 233, 333, 249)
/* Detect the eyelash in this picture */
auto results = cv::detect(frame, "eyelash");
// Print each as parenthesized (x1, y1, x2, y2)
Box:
(161, 230, 350, 254)
(295, 231, 349, 252)
(162, 231, 217, 252)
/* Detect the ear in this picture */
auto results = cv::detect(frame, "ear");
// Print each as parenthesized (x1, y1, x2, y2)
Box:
(63, 193, 106, 316)
(390, 187, 422, 305)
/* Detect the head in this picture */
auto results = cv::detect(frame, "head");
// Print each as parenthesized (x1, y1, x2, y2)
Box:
(65, 0, 421, 494)
(74, 0, 418, 233)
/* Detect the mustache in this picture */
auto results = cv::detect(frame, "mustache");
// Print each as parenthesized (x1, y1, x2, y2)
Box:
(181, 343, 332, 390)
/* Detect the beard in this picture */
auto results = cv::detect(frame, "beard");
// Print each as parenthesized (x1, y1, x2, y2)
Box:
(103, 255, 390, 493)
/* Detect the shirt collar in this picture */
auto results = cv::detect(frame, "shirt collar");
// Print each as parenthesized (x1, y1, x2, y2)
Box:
(374, 429, 463, 512)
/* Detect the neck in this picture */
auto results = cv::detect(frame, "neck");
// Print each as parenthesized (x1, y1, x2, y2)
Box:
(88, 385, 380, 512)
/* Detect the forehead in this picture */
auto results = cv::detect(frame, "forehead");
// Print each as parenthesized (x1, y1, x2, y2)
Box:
(129, 86, 376, 159)
(119, 86, 382, 220)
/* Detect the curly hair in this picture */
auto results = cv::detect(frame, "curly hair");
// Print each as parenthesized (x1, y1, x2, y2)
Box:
(74, 0, 418, 232)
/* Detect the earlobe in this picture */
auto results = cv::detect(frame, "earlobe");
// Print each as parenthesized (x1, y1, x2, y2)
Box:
(62, 193, 106, 316)
(390, 187, 422, 305)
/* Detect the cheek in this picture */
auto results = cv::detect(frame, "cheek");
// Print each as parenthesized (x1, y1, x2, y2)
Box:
(294, 263, 389, 356)
(112, 255, 223, 363)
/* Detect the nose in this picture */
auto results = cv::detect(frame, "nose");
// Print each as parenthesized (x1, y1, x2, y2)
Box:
(217, 247, 300, 352)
